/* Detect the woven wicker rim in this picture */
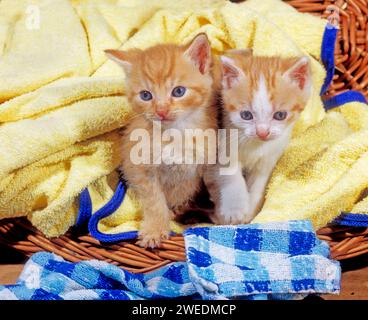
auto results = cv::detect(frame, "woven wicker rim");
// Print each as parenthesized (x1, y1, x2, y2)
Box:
(285, 0, 368, 99)
(0, 219, 368, 274)
(317, 225, 368, 259)
(0, 219, 185, 273)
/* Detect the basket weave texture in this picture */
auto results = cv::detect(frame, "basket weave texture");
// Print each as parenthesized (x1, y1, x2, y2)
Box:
(1, 219, 368, 273)
(1, 1, 368, 273)
(0, 219, 185, 274)
(285, 0, 368, 99)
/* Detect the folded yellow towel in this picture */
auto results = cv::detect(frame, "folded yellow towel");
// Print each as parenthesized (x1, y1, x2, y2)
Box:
(0, 0, 367, 238)
(0, 76, 131, 235)
(0, 0, 91, 102)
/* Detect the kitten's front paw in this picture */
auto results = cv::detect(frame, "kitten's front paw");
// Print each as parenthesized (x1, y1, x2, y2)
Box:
(213, 190, 251, 225)
(242, 210, 256, 224)
(212, 207, 247, 225)
(137, 227, 170, 248)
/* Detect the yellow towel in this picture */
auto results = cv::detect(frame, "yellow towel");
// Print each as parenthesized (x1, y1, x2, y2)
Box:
(0, 0, 367, 237)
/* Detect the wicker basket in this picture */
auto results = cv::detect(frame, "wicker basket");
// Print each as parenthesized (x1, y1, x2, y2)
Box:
(0, 219, 368, 274)
(0, 219, 185, 274)
(1, 0, 368, 273)
(285, 0, 368, 99)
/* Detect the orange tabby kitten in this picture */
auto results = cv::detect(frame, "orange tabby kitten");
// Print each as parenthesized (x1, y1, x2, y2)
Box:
(209, 50, 312, 224)
(105, 34, 218, 248)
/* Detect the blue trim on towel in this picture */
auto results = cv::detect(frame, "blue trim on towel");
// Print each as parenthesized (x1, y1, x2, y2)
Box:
(87, 181, 140, 242)
(320, 24, 338, 96)
(334, 212, 368, 227)
(319, 25, 368, 227)
(75, 189, 92, 228)
(320, 23, 368, 110)
(323, 91, 367, 110)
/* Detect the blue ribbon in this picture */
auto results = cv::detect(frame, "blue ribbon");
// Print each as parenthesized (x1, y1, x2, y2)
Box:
(333, 212, 368, 227)
(320, 24, 338, 97)
(87, 180, 139, 242)
(75, 188, 93, 228)
(320, 23, 367, 109)
(323, 91, 367, 110)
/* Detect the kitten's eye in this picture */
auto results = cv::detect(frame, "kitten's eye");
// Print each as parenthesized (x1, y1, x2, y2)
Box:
(172, 86, 186, 98)
(273, 111, 288, 121)
(139, 90, 153, 101)
(240, 110, 253, 121)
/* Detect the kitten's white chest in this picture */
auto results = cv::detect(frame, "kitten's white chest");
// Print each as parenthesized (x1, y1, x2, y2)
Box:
(239, 140, 272, 171)
(239, 133, 290, 178)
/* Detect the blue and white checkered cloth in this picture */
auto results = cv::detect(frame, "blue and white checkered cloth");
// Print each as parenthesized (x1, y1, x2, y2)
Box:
(0, 220, 340, 300)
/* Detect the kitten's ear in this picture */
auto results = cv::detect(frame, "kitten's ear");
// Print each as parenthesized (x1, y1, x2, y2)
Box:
(220, 56, 243, 90)
(283, 56, 311, 96)
(184, 33, 212, 74)
(105, 49, 132, 75)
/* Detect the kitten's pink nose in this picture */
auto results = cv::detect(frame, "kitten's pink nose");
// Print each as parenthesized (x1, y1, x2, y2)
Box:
(256, 128, 270, 140)
(156, 109, 169, 120)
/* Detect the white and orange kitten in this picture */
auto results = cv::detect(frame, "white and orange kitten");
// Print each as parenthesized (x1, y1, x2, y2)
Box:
(210, 50, 312, 224)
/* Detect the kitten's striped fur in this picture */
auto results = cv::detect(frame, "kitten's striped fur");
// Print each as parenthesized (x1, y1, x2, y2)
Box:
(106, 34, 219, 248)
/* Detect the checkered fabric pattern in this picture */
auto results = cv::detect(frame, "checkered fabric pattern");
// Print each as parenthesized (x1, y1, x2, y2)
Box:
(0, 220, 340, 300)
(185, 220, 341, 299)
